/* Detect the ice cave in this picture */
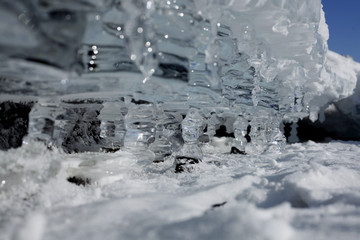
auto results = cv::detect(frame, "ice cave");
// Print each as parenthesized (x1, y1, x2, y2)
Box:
(1, 0, 360, 239)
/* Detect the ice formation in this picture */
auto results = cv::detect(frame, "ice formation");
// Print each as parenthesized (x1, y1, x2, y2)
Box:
(0, 0, 356, 159)
(2, 1, 360, 239)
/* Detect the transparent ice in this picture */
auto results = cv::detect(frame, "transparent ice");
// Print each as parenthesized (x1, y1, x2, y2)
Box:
(0, 0, 345, 160)
(232, 116, 248, 153)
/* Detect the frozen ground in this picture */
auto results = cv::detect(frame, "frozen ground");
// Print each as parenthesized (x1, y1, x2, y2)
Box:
(1, 140, 360, 240)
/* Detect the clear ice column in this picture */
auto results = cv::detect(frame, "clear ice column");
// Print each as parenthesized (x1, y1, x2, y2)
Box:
(231, 117, 248, 154)
(175, 108, 204, 173)
(99, 102, 127, 151)
(24, 98, 62, 147)
(123, 104, 156, 161)
(148, 105, 179, 162)
(247, 116, 267, 154)
(265, 116, 286, 152)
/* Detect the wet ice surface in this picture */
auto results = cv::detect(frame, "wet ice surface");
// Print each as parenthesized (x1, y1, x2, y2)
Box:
(1, 140, 360, 240)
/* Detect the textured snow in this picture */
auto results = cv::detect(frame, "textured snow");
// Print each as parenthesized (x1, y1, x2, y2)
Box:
(1, 1, 360, 240)
(1, 140, 360, 240)
(325, 50, 360, 100)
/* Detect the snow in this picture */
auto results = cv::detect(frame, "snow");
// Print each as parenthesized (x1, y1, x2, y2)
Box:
(1, 140, 360, 240)
(1, 1, 360, 240)
(15, 212, 46, 240)
(325, 50, 360, 99)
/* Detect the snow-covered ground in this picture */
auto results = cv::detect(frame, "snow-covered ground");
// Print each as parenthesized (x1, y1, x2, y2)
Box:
(1, 140, 360, 240)
(1, 2, 360, 239)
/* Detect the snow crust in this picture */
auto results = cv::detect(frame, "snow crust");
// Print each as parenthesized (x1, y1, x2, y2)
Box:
(1, 140, 360, 240)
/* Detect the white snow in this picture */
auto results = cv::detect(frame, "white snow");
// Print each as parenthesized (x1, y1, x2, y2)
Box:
(325, 50, 360, 99)
(14, 212, 46, 240)
(1, 140, 360, 240)
(1, 1, 360, 240)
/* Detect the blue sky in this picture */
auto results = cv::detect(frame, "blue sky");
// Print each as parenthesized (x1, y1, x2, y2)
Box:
(322, 1, 360, 62)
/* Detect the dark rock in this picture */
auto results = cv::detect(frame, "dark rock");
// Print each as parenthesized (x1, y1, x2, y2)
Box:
(230, 147, 246, 155)
(61, 104, 103, 153)
(153, 153, 171, 163)
(245, 125, 251, 142)
(0, 101, 33, 150)
(175, 156, 201, 173)
(101, 147, 121, 153)
(211, 201, 227, 208)
(215, 125, 234, 138)
(67, 176, 91, 186)
(130, 99, 151, 105)
(283, 122, 292, 142)
(297, 102, 360, 142)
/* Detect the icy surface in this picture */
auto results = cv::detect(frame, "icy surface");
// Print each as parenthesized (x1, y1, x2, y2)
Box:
(1, 141, 360, 240)
(0, 0, 340, 153)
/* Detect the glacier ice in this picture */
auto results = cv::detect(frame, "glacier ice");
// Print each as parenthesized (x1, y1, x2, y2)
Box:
(0, 0, 356, 158)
